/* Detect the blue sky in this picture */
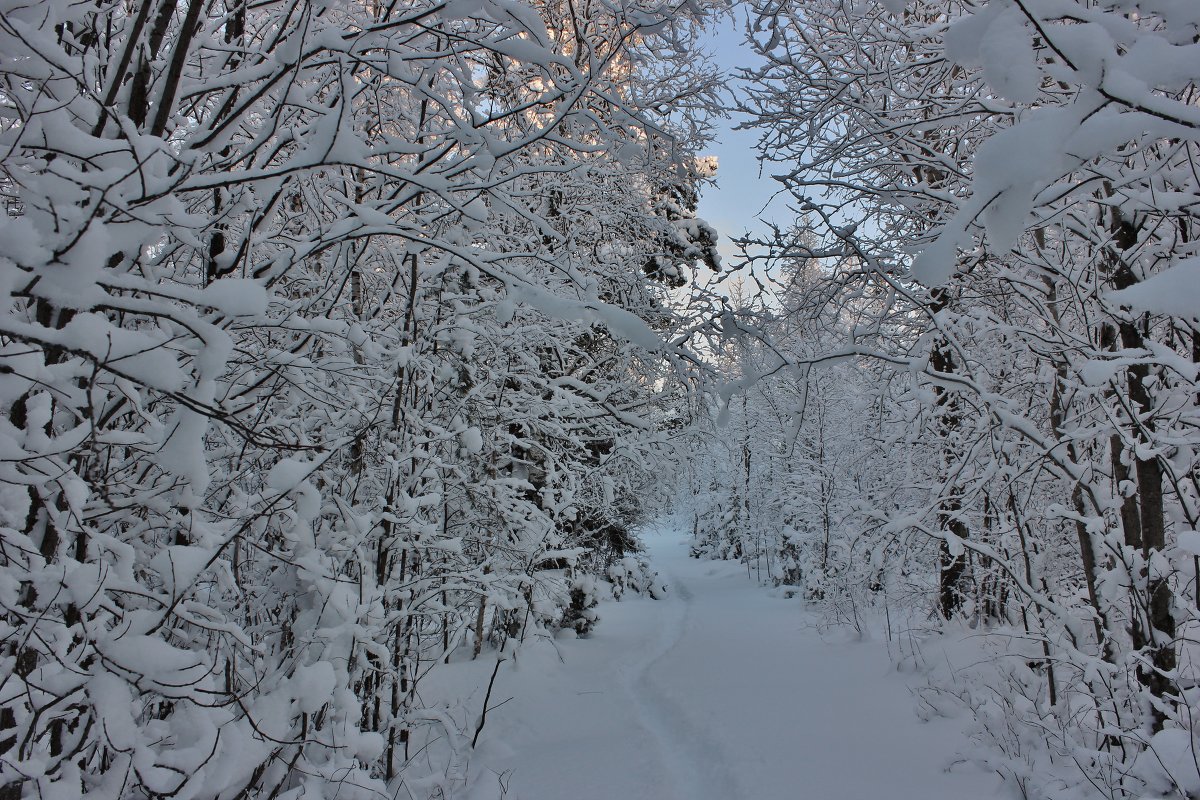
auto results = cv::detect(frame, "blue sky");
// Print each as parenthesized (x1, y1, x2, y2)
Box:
(694, 11, 790, 273)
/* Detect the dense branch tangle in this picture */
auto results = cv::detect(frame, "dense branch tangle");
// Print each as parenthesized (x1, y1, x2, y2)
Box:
(0, 0, 720, 797)
(703, 1, 1200, 797)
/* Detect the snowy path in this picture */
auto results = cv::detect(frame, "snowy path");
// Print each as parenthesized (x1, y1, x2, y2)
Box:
(463, 526, 1001, 800)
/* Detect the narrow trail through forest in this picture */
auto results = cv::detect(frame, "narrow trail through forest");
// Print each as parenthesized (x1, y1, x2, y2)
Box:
(464, 526, 1003, 800)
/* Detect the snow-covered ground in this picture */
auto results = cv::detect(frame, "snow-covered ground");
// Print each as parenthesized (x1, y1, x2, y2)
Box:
(450, 525, 1003, 800)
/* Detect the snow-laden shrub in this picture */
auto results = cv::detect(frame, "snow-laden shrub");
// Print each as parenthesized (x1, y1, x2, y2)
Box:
(912, 622, 1200, 800)
(559, 577, 601, 637)
(607, 556, 667, 600)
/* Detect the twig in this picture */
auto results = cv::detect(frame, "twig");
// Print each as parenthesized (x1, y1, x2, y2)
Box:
(471, 657, 506, 748)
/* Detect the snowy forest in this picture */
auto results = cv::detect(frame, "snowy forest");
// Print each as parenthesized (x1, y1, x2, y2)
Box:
(1, 0, 1199, 798)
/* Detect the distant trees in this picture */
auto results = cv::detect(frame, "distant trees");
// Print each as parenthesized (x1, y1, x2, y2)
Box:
(688, 0, 1200, 796)
(0, 0, 719, 797)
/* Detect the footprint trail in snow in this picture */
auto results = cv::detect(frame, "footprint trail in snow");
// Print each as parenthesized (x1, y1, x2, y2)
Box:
(459, 526, 1001, 800)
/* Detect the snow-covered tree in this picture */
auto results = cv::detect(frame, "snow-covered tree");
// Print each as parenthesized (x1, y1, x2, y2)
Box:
(0, 0, 721, 796)
(719, 0, 1200, 795)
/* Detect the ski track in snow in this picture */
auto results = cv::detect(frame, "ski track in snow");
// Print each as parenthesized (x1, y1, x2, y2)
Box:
(620, 557, 743, 800)
(463, 526, 1003, 800)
